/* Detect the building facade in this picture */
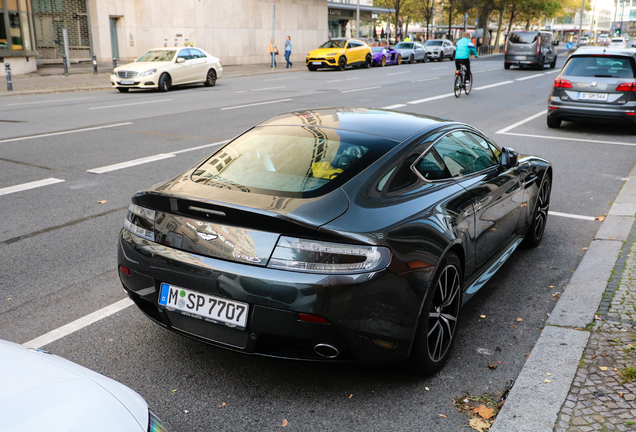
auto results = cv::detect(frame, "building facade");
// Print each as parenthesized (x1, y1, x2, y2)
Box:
(612, 0, 636, 38)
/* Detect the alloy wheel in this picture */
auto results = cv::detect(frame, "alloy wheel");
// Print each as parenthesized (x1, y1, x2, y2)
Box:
(534, 179, 550, 240)
(427, 264, 461, 362)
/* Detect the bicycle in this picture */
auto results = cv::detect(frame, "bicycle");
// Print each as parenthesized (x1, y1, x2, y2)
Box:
(454, 64, 472, 98)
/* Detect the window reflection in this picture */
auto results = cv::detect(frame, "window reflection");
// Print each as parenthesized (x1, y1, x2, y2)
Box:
(0, 12, 7, 48)
(9, 12, 23, 50)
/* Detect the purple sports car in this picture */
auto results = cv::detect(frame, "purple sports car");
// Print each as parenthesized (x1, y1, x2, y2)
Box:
(372, 47, 402, 67)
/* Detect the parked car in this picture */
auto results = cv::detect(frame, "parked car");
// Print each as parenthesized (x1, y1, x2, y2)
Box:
(0, 340, 168, 432)
(118, 107, 552, 374)
(424, 39, 456, 61)
(371, 46, 402, 66)
(609, 38, 629, 49)
(306, 38, 372, 71)
(504, 30, 558, 70)
(547, 47, 636, 130)
(111, 47, 222, 93)
(393, 41, 428, 63)
(579, 36, 590, 45)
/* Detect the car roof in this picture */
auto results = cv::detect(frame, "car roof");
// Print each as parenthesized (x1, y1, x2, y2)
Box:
(572, 47, 636, 57)
(256, 108, 449, 142)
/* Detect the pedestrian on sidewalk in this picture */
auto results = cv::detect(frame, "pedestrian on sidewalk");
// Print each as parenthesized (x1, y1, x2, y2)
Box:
(269, 37, 278, 68)
(284, 35, 293, 68)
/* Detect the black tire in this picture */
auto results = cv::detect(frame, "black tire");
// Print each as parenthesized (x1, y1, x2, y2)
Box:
(410, 253, 463, 375)
(523, 176, 551, 248)
(381, 56, 386, 67)
(550, 55, 557, 69)
(337, 56, 347, 71)
(397, 54, 402, 65)
(158, 73, 171, 92)
(537, 57, 544, 71)
(204, 69, 217, 87)
(410, 54, 415, 64)
(464, 73, 472, 95)
(450, 51, 455, 61)
(547, 116, 561, 128)
(308, 65, 317, 71)
(439, 53, 444, 62)
(364, 54, 372, 69)
(117, 87, 129, 93)
(454, 73, 462, 98)
(504, 63, 511, 70)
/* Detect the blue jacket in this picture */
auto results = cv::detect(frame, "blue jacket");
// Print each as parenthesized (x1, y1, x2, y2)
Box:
(455, 38, 478, 59)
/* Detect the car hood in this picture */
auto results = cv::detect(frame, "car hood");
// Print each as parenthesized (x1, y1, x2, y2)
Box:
(307, 48, 345, 56)
(0, 340, 147, 432)
(115, 61, 172, 72)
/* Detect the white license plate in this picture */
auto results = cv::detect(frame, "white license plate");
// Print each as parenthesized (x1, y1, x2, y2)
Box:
(578, 92, 608, 101)
(159, 283, 248, 328)
(120, 79, 134, 85)
(515, 56, 527, 60)
(312, 62, 321, 65)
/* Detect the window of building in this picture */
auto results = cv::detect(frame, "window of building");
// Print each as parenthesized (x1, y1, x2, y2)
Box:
(1, 0, 35, 53)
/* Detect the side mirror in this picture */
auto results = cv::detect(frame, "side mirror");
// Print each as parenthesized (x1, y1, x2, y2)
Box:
(177, 57, 185, 63)
(501, 147, 518, 169)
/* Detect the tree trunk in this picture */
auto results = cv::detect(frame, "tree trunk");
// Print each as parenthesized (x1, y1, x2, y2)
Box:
(448, 0, 453, 40)
(507, 5, 517, 35)
(494, 7, 504, 47)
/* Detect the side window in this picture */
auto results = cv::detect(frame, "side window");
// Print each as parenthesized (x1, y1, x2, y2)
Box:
(468, 132, 502, 164)
(178, 49, 192, 60)
(413, 149, 451, 180)
(190, 49, 205, 59)
(386, 154, 420, 192)
(433, 133, 497, 177)
(453, 132, 498, 168)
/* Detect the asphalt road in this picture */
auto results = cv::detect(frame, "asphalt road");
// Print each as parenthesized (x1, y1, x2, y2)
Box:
(1, 52, 635, 431)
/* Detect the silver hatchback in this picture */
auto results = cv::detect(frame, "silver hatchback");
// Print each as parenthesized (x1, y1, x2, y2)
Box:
(547, 48, 636, 130)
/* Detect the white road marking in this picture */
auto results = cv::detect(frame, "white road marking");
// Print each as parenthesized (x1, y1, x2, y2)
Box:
(341, 86, 381, 93)
(504, 132, 636, 147)
(411, 77, 440, 82)
(220, 98, 292, 110)
(345, 77, 360, 80)
(0, 178, 65, 196)
(473, 80, 515, 90)
(0, 122, 133, 144)
(171, 140, 229, 155)
(326, 79, 343, 83)
(89, 99, 172, 110)
(264, 76, 297, 82)
(234, 90, 248, 93)
(381, 104, 407, 109)
(87, 154, 176, 174)
(430, 66, 448, 70)
(549, 211, 598, 221)
(496, 109, 547, 134)
(516, 73, 545, 81)
(251, 86, 286, 91)
(6, 96, 96, 106)
(23, 298, 134, 349)
(544, 70, 560, 74)
(386, 71, 411, 75)
(407, 93, 455, 104)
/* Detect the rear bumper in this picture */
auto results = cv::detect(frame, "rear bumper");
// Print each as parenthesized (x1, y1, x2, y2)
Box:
(547, 99, 636, 125)
(504, 54, 540, 66)
(118, 229, 431, 363)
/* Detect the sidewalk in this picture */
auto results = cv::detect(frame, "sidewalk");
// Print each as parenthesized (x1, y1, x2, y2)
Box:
(492, 165, 636, 431)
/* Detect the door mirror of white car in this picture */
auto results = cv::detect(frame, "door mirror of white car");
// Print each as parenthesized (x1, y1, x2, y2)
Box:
(177, 57, 185, 63)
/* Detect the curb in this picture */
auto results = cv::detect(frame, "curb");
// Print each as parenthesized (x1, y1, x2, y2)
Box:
(491, 164, 636, 431)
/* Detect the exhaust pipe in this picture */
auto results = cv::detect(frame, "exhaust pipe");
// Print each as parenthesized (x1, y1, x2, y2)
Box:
(314, 343, 340, 359)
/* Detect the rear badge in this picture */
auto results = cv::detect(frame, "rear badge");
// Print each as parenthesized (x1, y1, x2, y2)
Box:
(196, 231, 218, 241)
(591, 82, 597, 88)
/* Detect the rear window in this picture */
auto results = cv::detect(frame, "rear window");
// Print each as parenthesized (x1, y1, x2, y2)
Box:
(425, 41, 443, 46)
(563, 55, 635, 78)
(395, 42, 414, 49)
(508, 32, 538, 44)
(191, 126, 396, 198)
(611, 39, 625, 43)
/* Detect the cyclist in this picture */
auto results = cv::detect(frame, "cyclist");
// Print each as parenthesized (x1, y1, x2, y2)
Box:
(455, 31, 478, 84)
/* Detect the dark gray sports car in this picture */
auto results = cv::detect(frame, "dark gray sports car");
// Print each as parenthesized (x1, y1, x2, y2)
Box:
(118, 108, 551, 374)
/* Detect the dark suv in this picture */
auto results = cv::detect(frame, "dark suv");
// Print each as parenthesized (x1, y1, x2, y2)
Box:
(546, 47, 636, 130)
(504, 31, 558, 70)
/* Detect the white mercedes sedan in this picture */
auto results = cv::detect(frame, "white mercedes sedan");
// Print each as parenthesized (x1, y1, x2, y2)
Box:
(111, 47, 223, 93)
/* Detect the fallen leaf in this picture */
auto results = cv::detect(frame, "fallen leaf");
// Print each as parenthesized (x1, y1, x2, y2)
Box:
(171, 389, 177, 394)
(524, 353, 530, 357)
(488, 363, 498, 369)
(620, 393, 624, 397)
(282, 419, 288, 427)
(439, 414, 447, 418)
(582, 247, 588, 250)
(595, 216, 606, 221)
(480, 315, 486, 319)
(599, 366, 608, 371)
(425, 387, 430, 391)
(595, 315, 602, 321)
(516, 318, 523, 322)
(477, 405, 494, 420)
(349, 394, 353, 399)
(97, 200, 107, 204)
(545, 380, 551, 383)
(549, 285, 555, 288)
(511, 325, 517, 328)
(469, 417, 491, 431)
(498, 361, 501, 364)
(546, 373, 551, 376)
(218, 402, 227, 408)
(184, 410, 189, 414)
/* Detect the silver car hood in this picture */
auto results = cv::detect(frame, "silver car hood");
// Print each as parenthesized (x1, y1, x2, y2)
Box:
(0, 340, 148, 432)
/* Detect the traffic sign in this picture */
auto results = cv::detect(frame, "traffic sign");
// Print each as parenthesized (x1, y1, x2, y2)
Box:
(566, 42, 573, 49)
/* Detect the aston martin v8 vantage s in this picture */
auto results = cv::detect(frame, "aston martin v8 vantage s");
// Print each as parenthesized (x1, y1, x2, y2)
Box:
(118, 108, 551, 374)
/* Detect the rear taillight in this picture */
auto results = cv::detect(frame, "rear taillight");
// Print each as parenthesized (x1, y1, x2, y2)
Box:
(505, 36, 508, 54)
(554, 78, 573, 88)
(124, 204, 156, 241)
(616, 82, 636, 92)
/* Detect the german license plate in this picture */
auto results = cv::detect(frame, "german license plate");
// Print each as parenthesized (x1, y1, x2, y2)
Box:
(312, 62, 321, 65)
(515, 56, 526, 60)
(578, 92, 608, 101)
(120, 79, 134, 85)
(159, 283, 248, 328)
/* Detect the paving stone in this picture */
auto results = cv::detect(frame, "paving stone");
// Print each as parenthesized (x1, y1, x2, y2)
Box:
(572, 417, 589, 426)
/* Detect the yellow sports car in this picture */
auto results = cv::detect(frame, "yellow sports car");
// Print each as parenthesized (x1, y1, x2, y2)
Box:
(306, 38, 373, 71)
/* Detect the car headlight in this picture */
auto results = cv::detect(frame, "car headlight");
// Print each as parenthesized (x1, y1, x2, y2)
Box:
(326, 53, 338, 57)
(124, 204, 155, 241)
(111, 71, 117, 77)
(140, 68, 157, 77)
(267, 236, 391, 274)
(148, 409, 168, 432)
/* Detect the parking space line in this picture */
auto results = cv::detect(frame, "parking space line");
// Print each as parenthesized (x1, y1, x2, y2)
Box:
(0, 123, 133, 144)
(220, 98, 292, 110)
(263, 76, 297, 82)
(345, 77, 360, 80)
(496, 109, 546, 134)
(474, 80, 514, 91)
(408, 93, 454, 104)
(381, 104, 407, 109)
(6, 97, 96, 106)
(430, 66, 449, 70)
(411, 77, 440, 83)
(550, 211, 598, 221)
(386, 71, 411, 76)
(544, 70, 560, 74)
(342, 86, 381, 93)
(234, 90, 248, 93)
(171, 140, 229, 155)
(0, 178, 65, 196)
(89, 99, 172, 110)
(87, 154, 176, 174)
(23, 298, 134, 349)
(516, 73, 545, 81)
(504, 132, 636, 147)
(252, 86, 286, 91)
(326, 79, 343, 83)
